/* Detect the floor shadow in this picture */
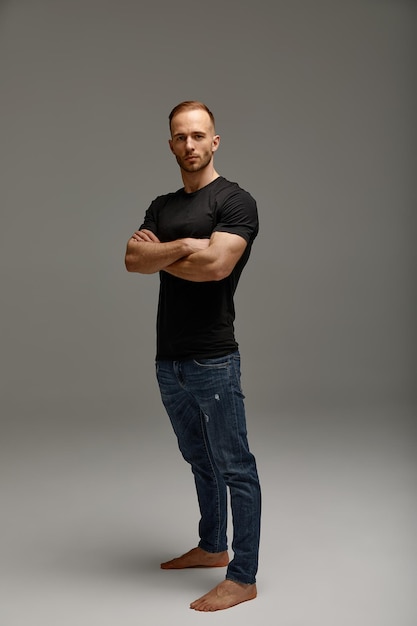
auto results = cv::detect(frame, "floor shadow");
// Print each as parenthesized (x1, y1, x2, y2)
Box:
(41, 535, 214, 593)
(34, 531, 164, 578)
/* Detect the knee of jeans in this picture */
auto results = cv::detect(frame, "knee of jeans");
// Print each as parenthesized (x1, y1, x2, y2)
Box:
(216, 454, 260, 485)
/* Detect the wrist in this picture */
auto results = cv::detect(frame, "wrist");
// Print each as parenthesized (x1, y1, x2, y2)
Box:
(179, 238, 193, 256)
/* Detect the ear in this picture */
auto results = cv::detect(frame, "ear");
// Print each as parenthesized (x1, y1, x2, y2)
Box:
(212, 134, 220, 153)
(168, 138, 174, 154)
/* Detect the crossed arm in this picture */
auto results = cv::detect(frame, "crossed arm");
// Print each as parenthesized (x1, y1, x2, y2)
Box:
(124, 229, 247, 282)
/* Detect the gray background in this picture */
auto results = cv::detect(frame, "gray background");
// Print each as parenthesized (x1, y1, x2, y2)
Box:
(1, 1, 416, 625)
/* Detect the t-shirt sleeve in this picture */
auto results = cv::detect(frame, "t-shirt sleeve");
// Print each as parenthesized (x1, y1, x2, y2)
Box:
(213, 188, 259, 243)
(138, 197, 160, 234)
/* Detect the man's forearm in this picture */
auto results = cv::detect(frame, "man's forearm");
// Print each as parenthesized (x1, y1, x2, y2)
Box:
(125, 239, 191, 274)
(164, 232, 247, 282)
(165, 251, 221, 282)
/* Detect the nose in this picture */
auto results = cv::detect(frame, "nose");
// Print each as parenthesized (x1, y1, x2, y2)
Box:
(185, 136, 195, 152)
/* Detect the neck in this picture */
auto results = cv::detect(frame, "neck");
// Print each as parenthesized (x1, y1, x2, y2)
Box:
(181, 166, 220, 194)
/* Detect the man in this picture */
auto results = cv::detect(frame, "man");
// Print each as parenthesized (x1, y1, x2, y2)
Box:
(125, 101, 261, 612)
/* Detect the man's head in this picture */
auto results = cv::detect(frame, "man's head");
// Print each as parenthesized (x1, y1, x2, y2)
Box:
(168, 101, 220, 175)
(169, 101, 215, 134)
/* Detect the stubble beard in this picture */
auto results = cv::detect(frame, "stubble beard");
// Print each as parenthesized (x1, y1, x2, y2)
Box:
(177, 151, 213, 174)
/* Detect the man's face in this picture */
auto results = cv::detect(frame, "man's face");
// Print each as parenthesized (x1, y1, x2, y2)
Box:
(169, 109, 220, 174)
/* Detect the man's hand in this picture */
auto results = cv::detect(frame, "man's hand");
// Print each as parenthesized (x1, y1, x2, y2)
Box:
(130, 230, 209, 254)
(182, 238, 211, 254)
(130, 229, 161, 243)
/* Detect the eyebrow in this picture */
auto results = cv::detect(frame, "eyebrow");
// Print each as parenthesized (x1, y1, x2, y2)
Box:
(172, 131, 207, 138)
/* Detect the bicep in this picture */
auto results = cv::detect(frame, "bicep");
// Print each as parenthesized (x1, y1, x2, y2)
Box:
(208, 231, 247, 273)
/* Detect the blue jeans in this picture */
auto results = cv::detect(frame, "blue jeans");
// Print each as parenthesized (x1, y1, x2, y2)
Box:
(156, 351, 261, 585)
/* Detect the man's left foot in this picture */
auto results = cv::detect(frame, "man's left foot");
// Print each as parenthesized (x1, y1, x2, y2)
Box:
(160, 547, 229, 569)
(190, 579, 257, 612)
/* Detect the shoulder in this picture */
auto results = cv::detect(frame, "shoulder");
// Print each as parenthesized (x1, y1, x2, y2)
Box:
(150, 187, 183, 207)
(146, 188, 185, 216)
(213, 177, 256, 206)
(212, 178, 259, 241)
(213, 177, 257, 213)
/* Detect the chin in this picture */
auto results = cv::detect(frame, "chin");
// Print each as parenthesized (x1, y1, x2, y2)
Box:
(182, 164, 202, 173)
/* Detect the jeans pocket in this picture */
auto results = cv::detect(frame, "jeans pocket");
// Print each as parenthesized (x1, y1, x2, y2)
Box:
(192, 356, 229, 369)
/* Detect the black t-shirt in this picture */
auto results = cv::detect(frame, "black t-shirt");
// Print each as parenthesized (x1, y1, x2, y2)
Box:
(140, 176, 259, 360)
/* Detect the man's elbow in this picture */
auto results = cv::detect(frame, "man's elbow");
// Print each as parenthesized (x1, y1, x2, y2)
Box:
(209, 263, 233, 282)
(207, 247, 243, 281)
(125, 254, 136, 272)
(125, 254, 156, 274)
(125, 254, 145, 273)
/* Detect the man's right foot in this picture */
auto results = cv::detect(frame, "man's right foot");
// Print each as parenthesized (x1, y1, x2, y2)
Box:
(160, 547, 229, 569)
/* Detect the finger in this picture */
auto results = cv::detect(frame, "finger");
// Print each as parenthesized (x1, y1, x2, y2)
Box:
(132, 230, 152, 241)
(132, 231, 151, 243)
(141, 229, 160, 243)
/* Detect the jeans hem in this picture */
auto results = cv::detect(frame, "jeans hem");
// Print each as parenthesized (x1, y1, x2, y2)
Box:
(225, 575, 256, 586)
(198, 541, 228, 554)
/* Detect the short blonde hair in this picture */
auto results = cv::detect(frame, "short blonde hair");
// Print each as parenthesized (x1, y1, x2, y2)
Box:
(169, 101, 215, 133)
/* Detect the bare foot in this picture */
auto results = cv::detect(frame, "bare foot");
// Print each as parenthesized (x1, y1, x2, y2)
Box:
(160, 547, 229, 570)
(190, 579, 257, 611)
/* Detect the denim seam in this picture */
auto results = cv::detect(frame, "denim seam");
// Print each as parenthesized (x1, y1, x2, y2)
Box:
(199, 410, 223, 553)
